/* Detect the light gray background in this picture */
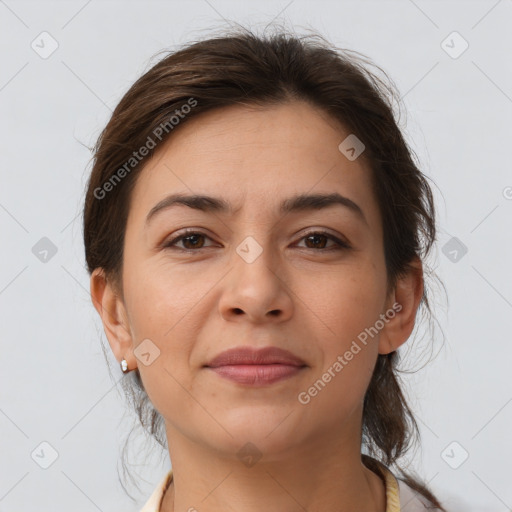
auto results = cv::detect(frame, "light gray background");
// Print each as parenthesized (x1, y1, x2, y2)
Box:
(1, 0, 511, 510)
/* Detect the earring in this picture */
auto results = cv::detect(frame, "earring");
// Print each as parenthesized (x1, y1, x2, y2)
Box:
(121, 359, 131, 373)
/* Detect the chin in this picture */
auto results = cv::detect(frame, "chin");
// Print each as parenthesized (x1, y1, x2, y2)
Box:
(203, 410, 306, 457)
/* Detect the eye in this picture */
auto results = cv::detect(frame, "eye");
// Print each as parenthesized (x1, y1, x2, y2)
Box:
(296, 230, 351, 251)
(162, 229, 351, 252)
(163, 230, 215, 251)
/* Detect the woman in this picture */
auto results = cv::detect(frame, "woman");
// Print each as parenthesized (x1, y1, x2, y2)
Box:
(83, 27, 446, 512)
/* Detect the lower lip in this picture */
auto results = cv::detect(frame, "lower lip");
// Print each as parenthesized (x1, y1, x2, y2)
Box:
(206, 364, 305, 385)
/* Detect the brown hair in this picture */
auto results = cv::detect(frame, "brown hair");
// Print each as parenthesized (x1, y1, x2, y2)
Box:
(83, 25, 445, 509)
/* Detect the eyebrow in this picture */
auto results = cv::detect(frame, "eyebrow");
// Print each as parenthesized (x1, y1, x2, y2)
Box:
(145, 192, 368, 227)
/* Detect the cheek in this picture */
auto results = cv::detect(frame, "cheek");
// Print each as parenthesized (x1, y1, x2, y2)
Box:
(295, 263, 385, 344)
(123, 256, 211, 339)
(293, 263, 383, 402)
(121, 259, 216, 398)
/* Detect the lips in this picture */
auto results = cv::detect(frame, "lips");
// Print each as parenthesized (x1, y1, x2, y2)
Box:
(204, 346, 307, 368)
(204, 346, 307, 385)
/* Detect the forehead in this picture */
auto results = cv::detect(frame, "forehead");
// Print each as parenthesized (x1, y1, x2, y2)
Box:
(127, 101, 380, 228)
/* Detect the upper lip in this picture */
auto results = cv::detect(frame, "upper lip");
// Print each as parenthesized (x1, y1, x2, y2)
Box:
(205, 346, 307, 368)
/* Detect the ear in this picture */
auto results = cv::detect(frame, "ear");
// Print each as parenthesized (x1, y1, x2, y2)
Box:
(378, 257, 424, 355)
(89, 268, 137, 371)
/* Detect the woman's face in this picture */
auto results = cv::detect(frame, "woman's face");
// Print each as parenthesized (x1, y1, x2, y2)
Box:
(113, 101, 397, 458)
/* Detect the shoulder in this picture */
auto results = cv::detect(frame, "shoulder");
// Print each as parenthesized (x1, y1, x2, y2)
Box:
(140, 470, 173, 512)
(369, 457, 443, 512)
(397, 478, 443, 511)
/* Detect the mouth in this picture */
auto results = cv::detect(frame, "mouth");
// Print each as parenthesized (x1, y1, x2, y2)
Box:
(205, 363, 306, 385)
(204, 346, 307, 386)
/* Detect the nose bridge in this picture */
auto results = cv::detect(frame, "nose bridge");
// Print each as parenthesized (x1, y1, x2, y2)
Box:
(233, 232, 281, 292)
(230, 201, 277, 267)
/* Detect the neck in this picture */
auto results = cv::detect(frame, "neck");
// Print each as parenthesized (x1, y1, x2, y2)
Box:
(160, 426, 387, 512)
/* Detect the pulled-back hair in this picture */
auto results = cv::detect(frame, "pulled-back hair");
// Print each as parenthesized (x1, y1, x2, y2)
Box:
(83, 25, 444, 509)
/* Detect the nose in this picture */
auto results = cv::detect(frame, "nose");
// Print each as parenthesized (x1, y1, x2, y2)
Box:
(218, 238, 294, 324)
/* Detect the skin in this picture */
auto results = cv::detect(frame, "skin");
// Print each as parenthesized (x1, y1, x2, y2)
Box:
(91, 100, 423, 512)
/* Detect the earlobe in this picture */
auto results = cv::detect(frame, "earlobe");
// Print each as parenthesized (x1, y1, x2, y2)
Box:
(89, 269, 134, 365)
(378, 257, 424, 355)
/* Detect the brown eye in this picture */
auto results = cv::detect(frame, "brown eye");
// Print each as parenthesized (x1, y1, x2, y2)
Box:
(163, 229, 350, 252)
(304, 233, 330, 249)
(164, 231, 214, 251)
(179, 233, 206, 249)
(297, 231, 350, 251)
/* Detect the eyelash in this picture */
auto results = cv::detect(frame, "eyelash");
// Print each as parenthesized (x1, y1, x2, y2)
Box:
(162, 229, 351, 252)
